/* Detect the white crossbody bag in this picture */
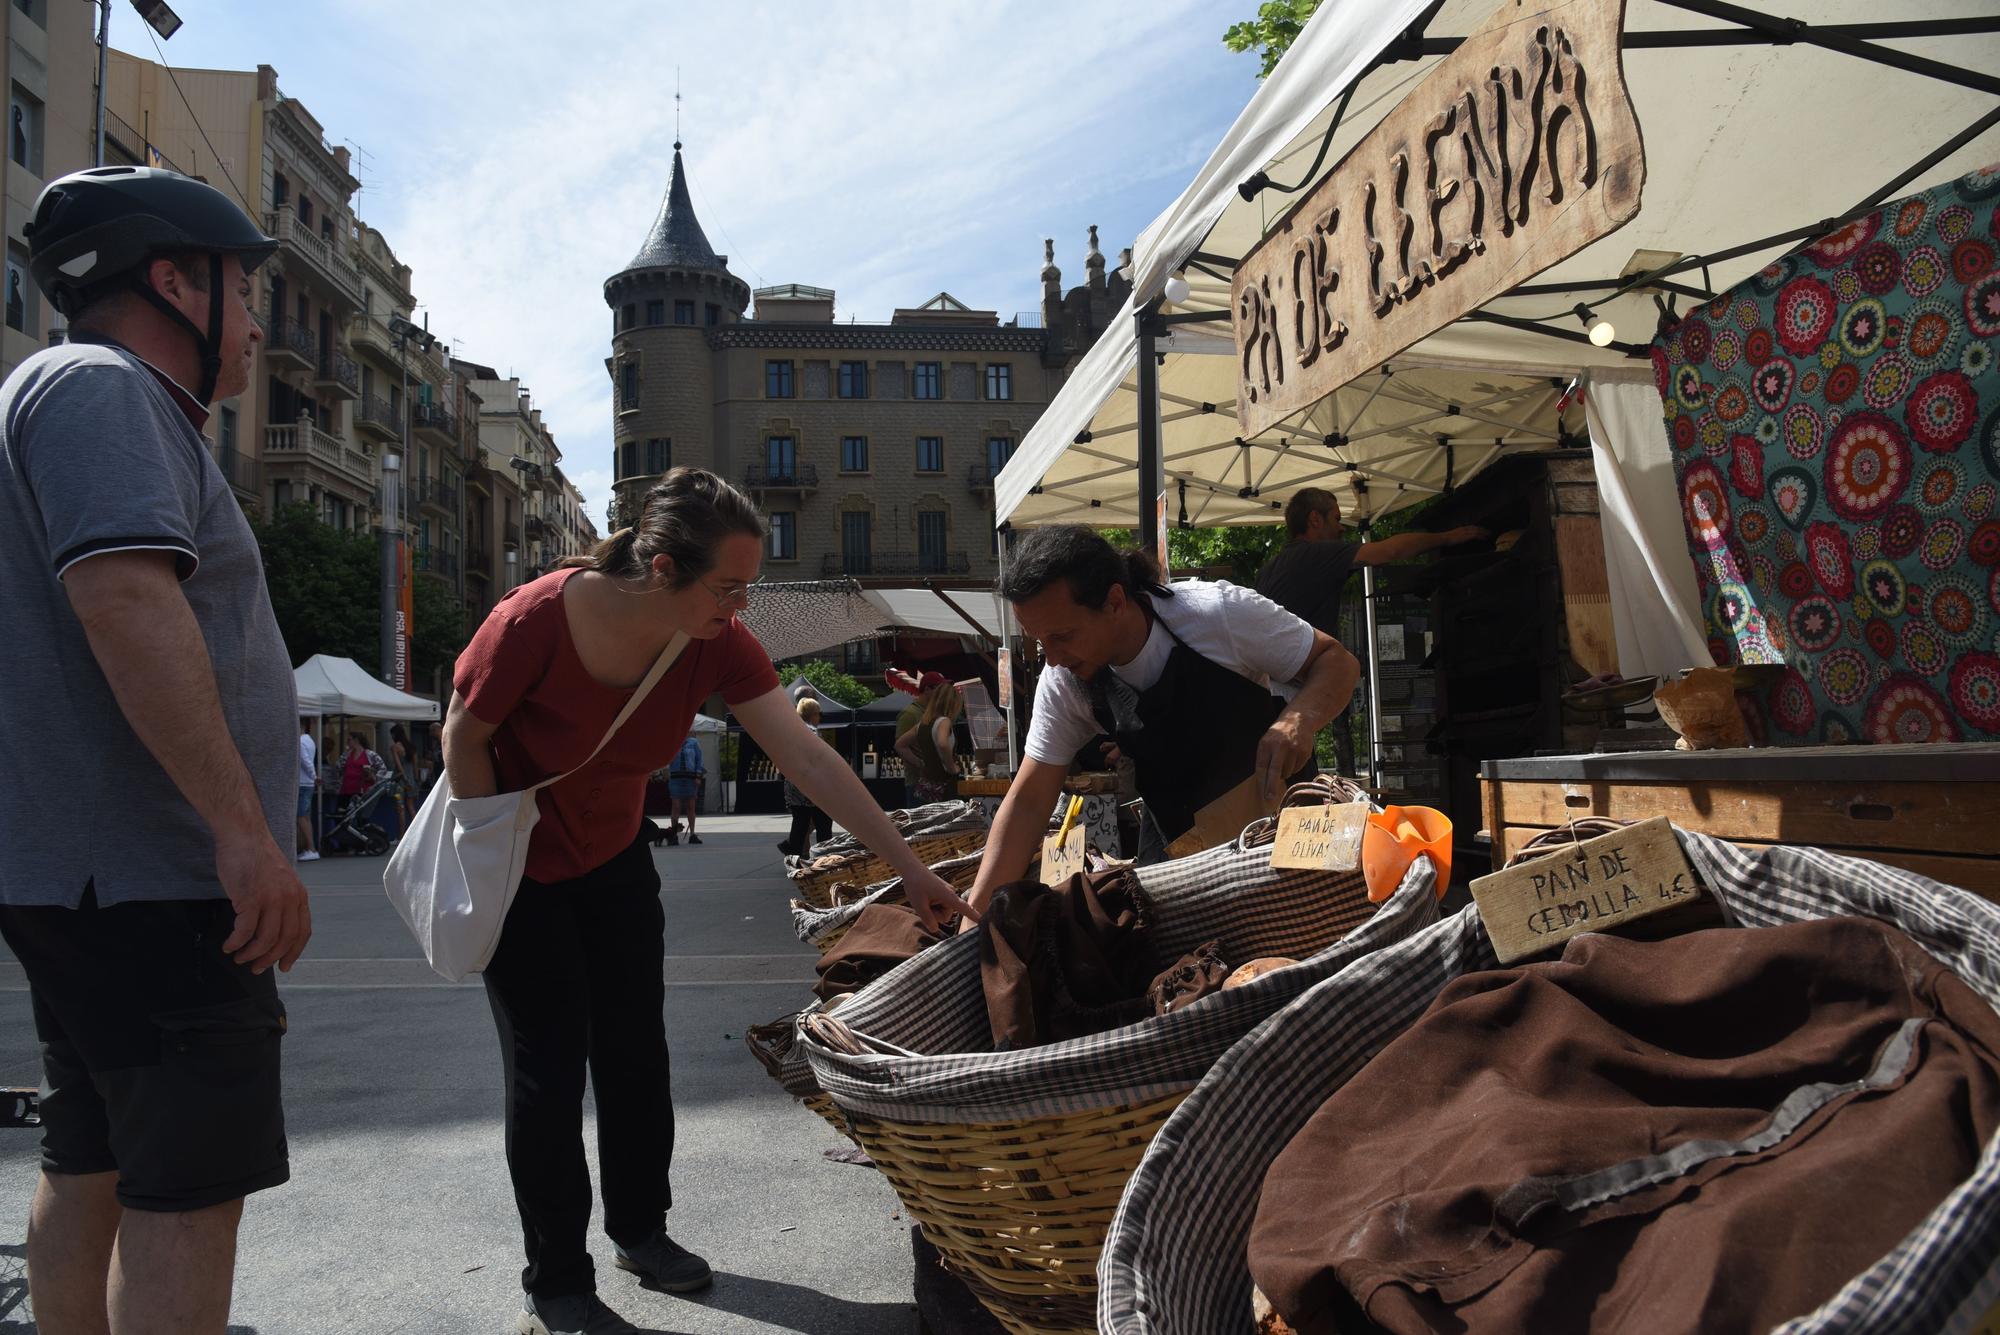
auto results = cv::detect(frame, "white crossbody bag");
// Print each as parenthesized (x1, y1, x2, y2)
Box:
(384, 632, 690, 982)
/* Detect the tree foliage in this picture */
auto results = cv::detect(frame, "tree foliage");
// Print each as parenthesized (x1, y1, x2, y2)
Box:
(251, 502, 469, 689)
(777, 658, 875, 709)
(1223, 0, 1324, 77)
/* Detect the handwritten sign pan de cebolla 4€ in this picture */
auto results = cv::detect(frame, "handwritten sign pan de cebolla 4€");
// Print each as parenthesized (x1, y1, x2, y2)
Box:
(1230, 0, 1645, 439)
(1470, 816, 1704, 965)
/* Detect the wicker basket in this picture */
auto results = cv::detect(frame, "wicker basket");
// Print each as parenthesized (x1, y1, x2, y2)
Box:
(790, 825, 989, 910)
(1097, 833, 2000, 1335)
(797, 838, 1443, 1335)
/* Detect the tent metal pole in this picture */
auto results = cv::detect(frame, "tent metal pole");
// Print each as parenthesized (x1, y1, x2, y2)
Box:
(1136, 301, 1164, 553)
(1649, 0, 2000, 96)
(1361, 534, 1384, 791)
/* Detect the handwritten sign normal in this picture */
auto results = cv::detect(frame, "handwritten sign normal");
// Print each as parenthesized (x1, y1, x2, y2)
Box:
(1470, 817, 1700, 964)
(1039, 824, 1087, 887)
(1230, 0, 1644, 438)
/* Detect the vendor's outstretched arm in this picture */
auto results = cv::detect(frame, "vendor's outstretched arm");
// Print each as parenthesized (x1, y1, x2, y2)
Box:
(960, 756, 1069, 926)
(738, 686, 976, 931)
(1355, 526, 1488, 565)
(1257, 631, 1362, 800)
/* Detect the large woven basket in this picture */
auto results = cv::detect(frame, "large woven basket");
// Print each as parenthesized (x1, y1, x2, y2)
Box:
(790, 824, 989, 910)
(792, 845, 992, 954)
(796, 836, 1442, 1335)
(1097, 832, 2000, 1335)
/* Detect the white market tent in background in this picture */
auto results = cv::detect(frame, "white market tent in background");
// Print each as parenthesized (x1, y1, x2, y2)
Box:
(293, 654, 439, 721)
(861, 587, 1002, 642)
(998, 0, 2000, 536)
(739, 579, 1005, 664)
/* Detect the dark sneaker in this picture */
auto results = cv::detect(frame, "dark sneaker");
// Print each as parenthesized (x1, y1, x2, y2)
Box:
(614, 1229, 713, 1293)
(664, 830, 679, 846)
(687, 834, 702, 845)
(515, 1292, 639, 1335)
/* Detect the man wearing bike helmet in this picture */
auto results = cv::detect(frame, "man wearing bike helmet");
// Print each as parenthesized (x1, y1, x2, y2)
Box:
(0, 167, 310, 1334)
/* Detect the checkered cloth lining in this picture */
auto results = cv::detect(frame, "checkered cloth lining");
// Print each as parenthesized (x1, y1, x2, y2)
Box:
(786, 800, 987, 868)
(793, 838, 1442, 1124)
(1098, 830, 2000, 1335)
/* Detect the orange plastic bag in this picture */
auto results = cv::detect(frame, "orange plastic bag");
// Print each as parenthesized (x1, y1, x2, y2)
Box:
(1362, 805, 1453, 902)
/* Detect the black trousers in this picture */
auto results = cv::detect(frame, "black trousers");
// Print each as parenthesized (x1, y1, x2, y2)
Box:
(483, 833, 672, 1299)
(786, 805, 832, 856)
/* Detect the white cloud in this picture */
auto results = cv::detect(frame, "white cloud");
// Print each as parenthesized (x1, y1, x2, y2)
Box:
(126, 0, 1263, 527)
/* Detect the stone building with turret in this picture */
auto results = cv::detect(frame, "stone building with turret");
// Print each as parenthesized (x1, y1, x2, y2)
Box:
(604, 144, 1126, 648)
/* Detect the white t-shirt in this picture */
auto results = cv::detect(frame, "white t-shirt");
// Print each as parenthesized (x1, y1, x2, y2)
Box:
(1023, 580, 1316, 766)
(297, 731, 316, 787)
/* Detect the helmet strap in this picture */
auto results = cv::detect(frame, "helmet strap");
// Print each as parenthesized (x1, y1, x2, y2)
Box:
(128, 252, 226, 406)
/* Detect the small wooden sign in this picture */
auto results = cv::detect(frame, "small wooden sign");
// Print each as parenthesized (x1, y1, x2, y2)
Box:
(1270, 801, 1370, 872)
(1230, 0, 1645, 438)
(1470, 816, 1702, 965)
(1165, 774, 1282, 860)
(1039, 824, 1087, 886)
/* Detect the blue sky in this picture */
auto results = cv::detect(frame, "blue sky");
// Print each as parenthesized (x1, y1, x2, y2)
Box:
(115, 0, 1268, 524)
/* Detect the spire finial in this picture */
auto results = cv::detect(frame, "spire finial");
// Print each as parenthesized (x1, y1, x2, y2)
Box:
(674, 68, 682, 151)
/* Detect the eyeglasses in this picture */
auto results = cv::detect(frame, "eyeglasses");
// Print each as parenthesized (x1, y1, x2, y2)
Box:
(699, 573, 765, 610)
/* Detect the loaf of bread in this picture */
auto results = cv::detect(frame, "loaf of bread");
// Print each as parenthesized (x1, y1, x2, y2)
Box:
(1253, 1283, 1298, 1334)
(1224, 958, 1299, 989)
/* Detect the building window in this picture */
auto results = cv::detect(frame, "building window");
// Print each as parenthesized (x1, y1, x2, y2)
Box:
(768, 510, 796, 560)
(621, 440, 638, 478)
(674, 299, 695, 325)
(917, 509, 949, 572)
(985, 363, 1013, 401)
(837, 361, 869, 399)
(12, 0, 44, 27)
(913, 361, 942, 400)
(916, 436, 943, 473)
(986, 436, 1016, 476)
(320, 215, 335, 243)
(705, 303, 721, 326)
(841, 510, 872, 575)
(219, 405, 237, 452)
(9, 84, 41, 174)
(766, 435, 796, 480)
(645, 299, 665, 326)
(765, 360, 794, 398)
(841, 639, 879, 673)
(840, 436, 869, 472)
(644, 438, 669, 474)
(622, 303, 637, 331)
(4, 244, 30, 334)
(620, 360, 638, 410)
(298, 195, 314, 229)
(272, 172, 288, 209)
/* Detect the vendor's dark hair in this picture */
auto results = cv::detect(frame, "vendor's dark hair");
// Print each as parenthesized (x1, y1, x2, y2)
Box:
(997, 524, 1166, 609)
(560, 466, 765, 588)
(1285, 487, 1339, 535)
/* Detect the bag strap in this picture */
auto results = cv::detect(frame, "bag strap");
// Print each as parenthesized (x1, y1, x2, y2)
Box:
(528, 631, 690, 795)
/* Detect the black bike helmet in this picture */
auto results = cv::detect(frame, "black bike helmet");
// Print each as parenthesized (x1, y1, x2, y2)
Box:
(26, 166, 277, 405)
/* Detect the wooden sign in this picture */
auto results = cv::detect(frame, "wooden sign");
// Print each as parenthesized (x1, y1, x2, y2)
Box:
(1470, 816, 1701, 964)
(1040, 824, 1087, 886)
(1230, 0, 1645, 438)
(1270, 801, 1370, 871)
(1165, 774, 1282, 859)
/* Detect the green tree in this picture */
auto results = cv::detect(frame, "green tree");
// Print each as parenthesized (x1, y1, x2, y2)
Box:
(252, 501, 470, 687)
(776, 658, 874, 709)
(1223, 0, 1324, 77)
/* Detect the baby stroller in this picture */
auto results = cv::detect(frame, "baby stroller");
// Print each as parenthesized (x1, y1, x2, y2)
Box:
(323, 772, 395, 857)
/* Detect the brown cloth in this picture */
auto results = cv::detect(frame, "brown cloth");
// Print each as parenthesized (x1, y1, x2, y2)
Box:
(979, 868, 1154, 1050)
(1248, 917, 2000, 1335)
(813, 903, 941, 1003)
(1148, 940, 1229, 1016)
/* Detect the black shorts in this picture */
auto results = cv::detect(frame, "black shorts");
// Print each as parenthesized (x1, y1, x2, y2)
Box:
(0, 886, 289, 1212)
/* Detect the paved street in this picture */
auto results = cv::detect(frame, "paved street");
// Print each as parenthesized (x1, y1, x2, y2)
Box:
(0, 815, 919, 1335)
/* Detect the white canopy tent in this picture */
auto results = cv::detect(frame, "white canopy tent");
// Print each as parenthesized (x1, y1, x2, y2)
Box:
(999, 0, 2000, 534)
(293, 655, 440, 721)
(862, 587, 1003, 641)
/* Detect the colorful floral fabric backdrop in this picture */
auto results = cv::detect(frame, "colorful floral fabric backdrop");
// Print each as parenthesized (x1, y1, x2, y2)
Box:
(1654, 164, 2000, 745)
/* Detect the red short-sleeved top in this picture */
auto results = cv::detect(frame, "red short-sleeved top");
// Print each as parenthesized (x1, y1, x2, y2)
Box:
(454, 566, 778, 881)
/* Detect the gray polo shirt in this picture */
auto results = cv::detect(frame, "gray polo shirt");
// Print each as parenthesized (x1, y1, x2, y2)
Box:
(0, 340, 295, 907)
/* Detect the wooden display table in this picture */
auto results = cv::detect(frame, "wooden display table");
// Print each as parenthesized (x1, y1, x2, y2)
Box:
(1482, 744, 2000, 899)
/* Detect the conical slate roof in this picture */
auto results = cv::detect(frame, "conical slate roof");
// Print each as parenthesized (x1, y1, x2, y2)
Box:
(623, 146, 723, 273)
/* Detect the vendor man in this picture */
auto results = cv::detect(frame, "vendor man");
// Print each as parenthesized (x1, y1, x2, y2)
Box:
(963, 525, 1360, 915)
(1255, 487, 1489, 642)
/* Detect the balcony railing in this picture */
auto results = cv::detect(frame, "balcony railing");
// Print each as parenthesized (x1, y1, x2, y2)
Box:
(314, 351, 359, 398)
(264, 415, 372, 487)
(355, 393, 399, 443)
(743, 463, 819, 489)
(820, 551, 971, 577)
(525, 513, 548, 540)
(468, 546, 493, 577)
(265, 316, 317, 368)
(216, 445, 260, 495)
(505, 523, 522, 549)
(263, 207, 362, 305)
(415, 547, 460, 580)
(967, 463, 997, 493)
(411, 400, 457, 442)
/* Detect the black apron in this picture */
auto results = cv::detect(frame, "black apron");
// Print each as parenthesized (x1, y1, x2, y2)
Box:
(1088, 600, 1314, 862)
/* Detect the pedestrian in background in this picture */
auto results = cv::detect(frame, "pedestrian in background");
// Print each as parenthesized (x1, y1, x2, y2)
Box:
(297, 718, 319, 862)
(666, 733, 703, 846)
(779, 698, 836, 856)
